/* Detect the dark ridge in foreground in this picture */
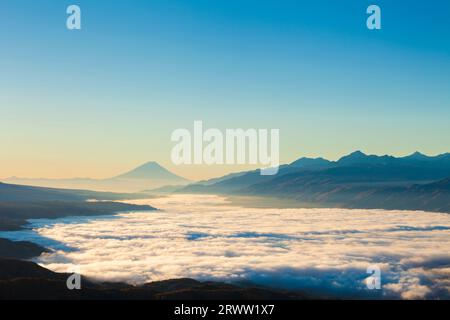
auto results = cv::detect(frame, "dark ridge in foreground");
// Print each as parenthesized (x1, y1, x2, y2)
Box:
(0, 239, 48, 260)
(0, 182, 149, 202)
(0, 259, 310, 300)
(0, 181, 157, 231)
(0, 201, 157, 231)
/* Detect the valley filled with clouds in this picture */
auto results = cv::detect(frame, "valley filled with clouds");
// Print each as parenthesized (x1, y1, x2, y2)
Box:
(2, 195, 450, 299)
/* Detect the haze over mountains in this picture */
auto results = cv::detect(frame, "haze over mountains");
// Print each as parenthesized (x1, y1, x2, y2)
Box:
(5, 161, 189, 193)
(180, 151, 450, 213)
(3, 150, 450, 213)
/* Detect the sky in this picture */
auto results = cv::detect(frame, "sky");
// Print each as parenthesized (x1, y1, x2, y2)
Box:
(1, 0, 450, 180)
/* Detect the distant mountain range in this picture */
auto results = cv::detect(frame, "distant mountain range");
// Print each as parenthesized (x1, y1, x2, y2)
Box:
(4, 161, 189, 193)
(3, 151, 450, 212)
(179, 151, 450, 213)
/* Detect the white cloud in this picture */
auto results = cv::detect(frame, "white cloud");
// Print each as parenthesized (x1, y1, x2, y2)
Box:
(3, 194, 450, 299)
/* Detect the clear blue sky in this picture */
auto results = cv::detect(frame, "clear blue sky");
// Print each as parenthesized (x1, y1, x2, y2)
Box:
(1, 0, 449, 179)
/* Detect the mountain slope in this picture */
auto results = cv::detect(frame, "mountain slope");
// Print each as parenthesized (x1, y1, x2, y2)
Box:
(0, 182, 156, 231)
(0, 182, 145, 202)
(289, 157, 333, 169)
(179, 151, 450, 213)
(0, 239, 48, 260)
(180, 151, 450, 195)
(0, 182, 86, 202)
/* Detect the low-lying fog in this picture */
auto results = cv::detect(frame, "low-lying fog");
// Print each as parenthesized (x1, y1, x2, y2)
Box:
(2, 194, 450, 299)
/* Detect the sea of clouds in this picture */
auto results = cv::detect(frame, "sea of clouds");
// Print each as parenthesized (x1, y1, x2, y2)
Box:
(2, 194, 450, 299)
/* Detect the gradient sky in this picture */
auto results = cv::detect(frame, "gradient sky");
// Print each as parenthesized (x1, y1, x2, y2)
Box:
(1, 0, 449, 180)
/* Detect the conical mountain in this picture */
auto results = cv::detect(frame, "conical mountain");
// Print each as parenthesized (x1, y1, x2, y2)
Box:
(111, 161, 189, 183)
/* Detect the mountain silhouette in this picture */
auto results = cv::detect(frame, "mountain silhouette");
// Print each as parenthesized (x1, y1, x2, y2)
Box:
(402, 151, 430, 161)
(336, 151, 397, 166)
(179, 150, 450, 213)
(289, 157, 332, 169)
(5, 161, 189, 193)
(0, 182, 156, 232)
(111, 161, 188, 182)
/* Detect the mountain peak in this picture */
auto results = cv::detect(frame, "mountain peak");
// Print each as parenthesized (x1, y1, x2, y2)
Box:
(338, 151, 368, 163)
(348, 150, 367, 157)
(412, 151, 425, 156)
(135, 161, 164, 170)
(289, 157, 331, 169)
(403, 151, 429, 160)
(336, 150, 398, 166)
(112, 161, 188, 182)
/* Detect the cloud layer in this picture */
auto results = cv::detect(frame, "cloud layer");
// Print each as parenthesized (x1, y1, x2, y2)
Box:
(3, 194, 450, 299)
